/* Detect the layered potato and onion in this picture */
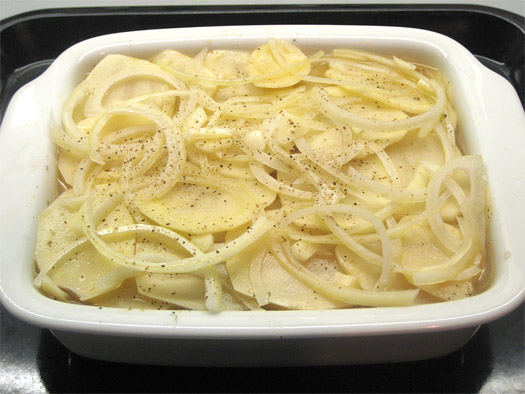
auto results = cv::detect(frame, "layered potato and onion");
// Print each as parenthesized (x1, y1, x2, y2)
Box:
(34, 40, 490, 311)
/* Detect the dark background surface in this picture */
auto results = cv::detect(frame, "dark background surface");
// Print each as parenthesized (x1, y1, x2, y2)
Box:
(1, 5, 524, 393)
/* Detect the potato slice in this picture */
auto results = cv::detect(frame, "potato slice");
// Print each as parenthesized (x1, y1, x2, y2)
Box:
(83, 54, 180, 117)
(137, 177, 259, 234)
(152, 49, 217, 95)
(136, 273, 248, 311)
(399, 223, 456, 272)
(247, 40, 311, 88)
(35, 191, 82, 273)
(386, 128, 445, 187)
(421, 278, 475, 301)
(35, 186, 135, 300)
(89, 278, 160, 309)
(227, 245, 346, 310)
(203, 49, 250, 79)
(325, 63, 434, 114)
(261, 252, 346, 309)
(57, 148, 81, 186)
(47, 245, 122, 301)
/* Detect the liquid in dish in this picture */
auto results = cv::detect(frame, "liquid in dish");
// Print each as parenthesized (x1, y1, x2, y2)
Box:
(34, 40, 490, 311)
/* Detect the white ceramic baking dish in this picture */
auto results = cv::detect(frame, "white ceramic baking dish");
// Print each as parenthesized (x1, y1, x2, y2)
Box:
(0, 25, 524, 366)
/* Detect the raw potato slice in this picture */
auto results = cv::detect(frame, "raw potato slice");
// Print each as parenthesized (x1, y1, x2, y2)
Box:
(227, 243, 346, 310)
(152, 49, 216, 81)
(246, 180, 277, 207)
(304, 256, 343, 281)
(203, 50, 250, 79)
(309, 128, 345, 162)
(134, 233, 190, 261)
(90, 278, 162, 309)
(185, 153, 255, 180)
(226, 252, 255, 298)
(57, 148, 81, 186)
(420, 278, 476, 301)
(136, 273, 248, 311)
(399, 223, 456, 272)
(137, 273, 206, 310)
(386, 129, 445, 187)
(93, 184, 136, 257)
(152, 49, 217, 95)
(137, 177, 259, 234)
(47, 245, 121, 301)
(35, 187, 136, 300)
(225, 237, 266, 298)
(335, 245, 381, 290)
(35, 191, 83, 272)
(325, 62, 434, 114)
(85, 54, 156, 88)
(97, 217, 135, 257)
(260, 252, 347, 309)
(182, 162, 276, 206)
(104, 79, 177, 116)
(35, 199, 121, 301)
(335, 244, 416, 292)
(83, 54, 181, 117)
(247, 40, 311, 88)
(76, 116, 99, 134)
(208, 157, 254, 179)
(152, 50, 195, 72)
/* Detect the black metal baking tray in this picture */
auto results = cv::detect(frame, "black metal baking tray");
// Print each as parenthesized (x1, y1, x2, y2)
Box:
(0, 5, 523, 394)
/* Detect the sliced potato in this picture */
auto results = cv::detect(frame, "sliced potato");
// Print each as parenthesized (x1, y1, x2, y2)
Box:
(203, 49, 250, 79)
(35, 191, 82, 273)
(421, 278, 476, 301)
(247, 40, 311, 88)
(137, 177, 259, 234)
(35, 186, 135, 300)
(136, 273, 247, 311)
(57, 148, 81, 186)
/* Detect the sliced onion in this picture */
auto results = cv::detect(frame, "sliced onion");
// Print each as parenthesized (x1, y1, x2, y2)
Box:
(295, 137, 427, 203)
(250, 162, 314, 200)
(79, 191, 275, 273)
(310, 81, 444, 133)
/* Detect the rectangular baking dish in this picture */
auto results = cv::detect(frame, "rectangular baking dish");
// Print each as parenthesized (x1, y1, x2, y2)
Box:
(0, 24, 523, 366)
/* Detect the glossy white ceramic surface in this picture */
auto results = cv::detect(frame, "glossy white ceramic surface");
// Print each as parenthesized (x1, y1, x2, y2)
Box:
(0, 25, 524, 365)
